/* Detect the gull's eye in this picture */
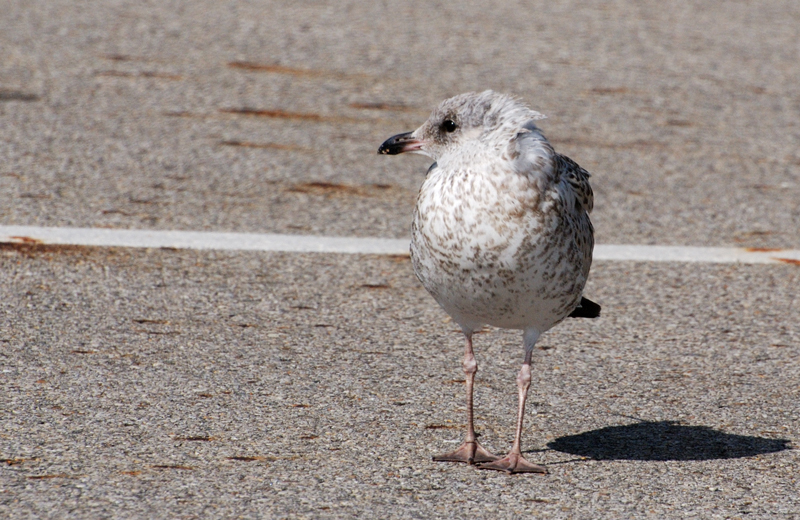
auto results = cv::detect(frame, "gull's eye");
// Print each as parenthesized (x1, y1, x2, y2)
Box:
(441, 119, 457, 133)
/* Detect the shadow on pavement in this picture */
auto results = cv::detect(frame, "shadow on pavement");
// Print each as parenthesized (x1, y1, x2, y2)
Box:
(547, 421, 792, 461)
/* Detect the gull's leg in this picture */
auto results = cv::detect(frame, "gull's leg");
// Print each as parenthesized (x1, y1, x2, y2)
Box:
(433, 330, 499, 464)
(478, 329, 547, 474)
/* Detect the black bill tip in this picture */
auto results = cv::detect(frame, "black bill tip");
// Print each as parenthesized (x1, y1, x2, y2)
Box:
(378, 131, 422, 155)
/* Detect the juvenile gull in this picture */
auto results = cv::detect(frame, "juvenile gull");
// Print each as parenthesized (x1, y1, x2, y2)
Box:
(379, 90, 599, 474)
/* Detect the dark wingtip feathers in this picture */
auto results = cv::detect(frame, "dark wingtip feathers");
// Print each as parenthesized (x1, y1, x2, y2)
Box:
(568, 297, 601, 319)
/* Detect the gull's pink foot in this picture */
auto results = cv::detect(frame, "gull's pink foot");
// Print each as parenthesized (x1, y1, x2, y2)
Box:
(433, 441, 499, 464)
(476, 451, 547, 474)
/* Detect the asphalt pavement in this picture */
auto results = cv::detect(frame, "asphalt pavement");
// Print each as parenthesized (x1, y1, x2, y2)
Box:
(1, 1, 799, 518)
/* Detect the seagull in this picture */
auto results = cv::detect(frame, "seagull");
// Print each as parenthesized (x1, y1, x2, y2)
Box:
(378, 91, 600, 474)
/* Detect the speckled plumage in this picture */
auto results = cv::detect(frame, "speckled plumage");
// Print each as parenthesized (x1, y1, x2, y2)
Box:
(379, 90, 597, 474)
(410, 90, 594, 335)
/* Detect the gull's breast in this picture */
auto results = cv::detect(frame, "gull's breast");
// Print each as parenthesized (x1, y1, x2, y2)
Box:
(411, 162, 589, 331)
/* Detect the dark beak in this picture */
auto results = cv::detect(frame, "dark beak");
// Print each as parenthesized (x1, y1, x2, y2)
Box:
(378, 131, 424, 155)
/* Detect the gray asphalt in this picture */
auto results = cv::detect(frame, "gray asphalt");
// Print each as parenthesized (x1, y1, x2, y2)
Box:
(1, 0, 799, 518)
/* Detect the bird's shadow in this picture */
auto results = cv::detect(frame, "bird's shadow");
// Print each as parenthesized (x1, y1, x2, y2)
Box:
(546, 421, 792, 461)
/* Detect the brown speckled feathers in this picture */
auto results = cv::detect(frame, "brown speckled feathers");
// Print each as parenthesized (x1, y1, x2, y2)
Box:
(379, 90, 600, 473)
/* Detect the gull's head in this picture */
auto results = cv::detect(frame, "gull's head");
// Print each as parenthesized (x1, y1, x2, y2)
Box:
(378, 90, 546, 162)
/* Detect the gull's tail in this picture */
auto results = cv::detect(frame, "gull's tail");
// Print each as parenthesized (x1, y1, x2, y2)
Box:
(568, 297, 601, 318)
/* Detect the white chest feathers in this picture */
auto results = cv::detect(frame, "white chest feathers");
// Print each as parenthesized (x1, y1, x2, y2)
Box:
(411, 153, 591, 333)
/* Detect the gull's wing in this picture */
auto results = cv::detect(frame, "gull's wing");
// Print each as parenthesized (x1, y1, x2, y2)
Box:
(555, 153, 594, 213)
(512, 130, 594, 214)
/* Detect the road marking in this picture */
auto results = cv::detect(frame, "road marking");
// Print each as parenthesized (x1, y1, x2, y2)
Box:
(1, 225, 799, 265)
(0, 225, 409, 255)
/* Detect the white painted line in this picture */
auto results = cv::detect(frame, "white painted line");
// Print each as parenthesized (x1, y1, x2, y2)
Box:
(0, 225, 410, 255)
(594, 244, 800, 265)
(1, 225, 799, 265)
